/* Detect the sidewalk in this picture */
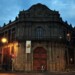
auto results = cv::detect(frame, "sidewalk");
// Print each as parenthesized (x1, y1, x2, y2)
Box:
(0, 70, 75, 74)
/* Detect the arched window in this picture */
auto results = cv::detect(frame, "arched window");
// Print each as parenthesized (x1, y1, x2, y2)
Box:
(35, 27, 44, 39)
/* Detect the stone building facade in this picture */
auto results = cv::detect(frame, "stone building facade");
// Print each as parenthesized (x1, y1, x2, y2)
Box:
(0, 3, 75, 72)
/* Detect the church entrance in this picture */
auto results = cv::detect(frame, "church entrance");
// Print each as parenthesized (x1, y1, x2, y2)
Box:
(33, 47, 47, 71)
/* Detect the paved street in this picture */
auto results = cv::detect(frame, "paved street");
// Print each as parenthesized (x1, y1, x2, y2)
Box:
(0, 72, 75, 75)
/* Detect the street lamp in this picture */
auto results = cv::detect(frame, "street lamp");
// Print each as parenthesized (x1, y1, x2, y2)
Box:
(1, 37, 8, 44)
(70, 58, 73, 62)
(67, 33, 70, 37)
(1, 37, 8, 71)
(67, 33, 71, 41)
(1, 37, 14, 71)
(66, 33, 71, 67)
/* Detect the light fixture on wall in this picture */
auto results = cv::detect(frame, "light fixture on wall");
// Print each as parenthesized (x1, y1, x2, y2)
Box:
(1, 37, 8, 43)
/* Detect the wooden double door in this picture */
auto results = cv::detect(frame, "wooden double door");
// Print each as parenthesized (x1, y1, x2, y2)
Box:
(33, 47, 47, 71)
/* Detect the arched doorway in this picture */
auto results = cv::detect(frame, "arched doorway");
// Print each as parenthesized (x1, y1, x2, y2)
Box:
(33, 47, 47, 71)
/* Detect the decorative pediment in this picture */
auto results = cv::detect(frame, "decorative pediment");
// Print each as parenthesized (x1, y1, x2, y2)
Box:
(19, 3, 60, 21)
(26, 3, 56, 17)
(28, 3, 50, 11)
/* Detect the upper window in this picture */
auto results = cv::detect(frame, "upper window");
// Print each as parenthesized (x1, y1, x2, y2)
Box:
(11, 27, 16, 41)
(49, 25, 64, 39)
(35, 27, 44, 39)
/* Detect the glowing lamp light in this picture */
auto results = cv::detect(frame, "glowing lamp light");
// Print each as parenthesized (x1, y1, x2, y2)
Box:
(1, 37, 8, 43)
(70, 58, 73, 62)
(67, 33, 70, 37)
(11, 54, 16, 58)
